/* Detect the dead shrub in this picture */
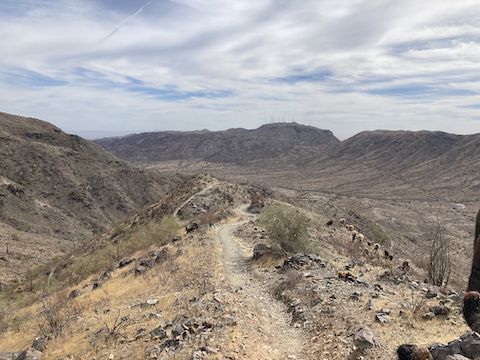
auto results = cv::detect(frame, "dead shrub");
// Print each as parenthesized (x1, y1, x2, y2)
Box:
(428, 225, 451, 287)
(259, 204, 309, 253)
(95, 310, 132, 343)
(37, 290, 81, 338)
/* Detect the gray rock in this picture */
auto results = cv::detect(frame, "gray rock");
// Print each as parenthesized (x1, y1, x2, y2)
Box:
(150, 325, 167, 340)
(0, 353, 17, 360)
(68, 289, 81, 299)
(430, 305, 450, 316)
(134, 265, 146, 275)
(446, 355, 470, 360)
(15, 349, 43, 360)
(138, 258, 155, 268)
(32, 336, 49, 352)
(154, 248, 170, 262)
(252, 244, 273, 260)
(459, 332, 480, 358)
(355, 327, 380, 349)
(430, 332, 480, 360)
(375, 312, 390, 323)
(423, 312, 436, 320)
(118, 258, 134, 268)
(172, 323, 185, 338)
(426, 288, 439, 299)
(91, 281, 101, 290)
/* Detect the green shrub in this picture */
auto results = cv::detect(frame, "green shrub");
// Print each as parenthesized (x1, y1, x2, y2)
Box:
(259, 204, 309, 253)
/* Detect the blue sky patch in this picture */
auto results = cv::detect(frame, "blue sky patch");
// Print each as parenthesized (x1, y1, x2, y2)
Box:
(2, 68, 67, 88)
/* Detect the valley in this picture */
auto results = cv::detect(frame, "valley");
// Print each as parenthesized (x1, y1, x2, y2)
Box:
(0, 114, 479, 359)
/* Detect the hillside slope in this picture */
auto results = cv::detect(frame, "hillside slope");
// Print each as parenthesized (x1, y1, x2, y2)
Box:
(96, 123, 480, 200)
(0, 112, 184, 283)
(0, 178, 471, 359)
(95, 122, 339, 164)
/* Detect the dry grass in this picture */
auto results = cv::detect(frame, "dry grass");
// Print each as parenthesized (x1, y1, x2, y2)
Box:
(0, 221, 222, 359)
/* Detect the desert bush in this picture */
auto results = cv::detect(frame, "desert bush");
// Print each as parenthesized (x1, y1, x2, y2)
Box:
(68, 215, 179, 281)
(259, 204, 309, 253)
(428, 224, 451, 287)
(37, 290, 81, 338)
(95, 310, 131, 343)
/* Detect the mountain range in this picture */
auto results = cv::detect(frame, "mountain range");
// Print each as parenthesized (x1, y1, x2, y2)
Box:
(95, 123, 480, 200)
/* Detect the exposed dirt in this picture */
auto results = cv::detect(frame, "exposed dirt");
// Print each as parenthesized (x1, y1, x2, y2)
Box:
(215, 207, 305, 359)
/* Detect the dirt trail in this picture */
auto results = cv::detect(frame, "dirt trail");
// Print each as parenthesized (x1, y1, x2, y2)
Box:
(173, 182, 216, 218)
(216, 205, 305, 360)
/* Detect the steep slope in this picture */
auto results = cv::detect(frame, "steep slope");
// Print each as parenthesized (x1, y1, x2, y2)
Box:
(0, 179, 471, 359)
(95, 122, 340, 164)
(0, 112, 184, 283)
(334, 130, 466, 168)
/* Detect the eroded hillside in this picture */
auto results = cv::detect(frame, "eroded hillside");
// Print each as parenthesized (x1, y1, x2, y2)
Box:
(0, 112, 187, 284)
(0, 177, 473, 360)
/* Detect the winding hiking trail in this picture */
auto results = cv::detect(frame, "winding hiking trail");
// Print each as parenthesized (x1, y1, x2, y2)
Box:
(173, 182, 217, 218)
(216, 205, 305, 360)
(174, 182, 305, 359)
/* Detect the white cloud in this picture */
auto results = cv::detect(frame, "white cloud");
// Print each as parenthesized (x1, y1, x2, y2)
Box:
(1, 0, 480, 138)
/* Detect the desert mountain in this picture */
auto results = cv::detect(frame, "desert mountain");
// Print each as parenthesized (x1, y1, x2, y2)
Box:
(0, 112, 184, 283)
(96, 124, 480, 200)
(94, 122, 339, 164)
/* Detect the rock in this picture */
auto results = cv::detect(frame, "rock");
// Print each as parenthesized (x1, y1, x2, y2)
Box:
(429, 332, 480, 360)
(191, 351, 204, 360)
(446, 355, 470, 360)
(398, 344, 432, 360)
(252, 244, 274, 260)
(325, 220, 334, 226)
(134, 265, 146, 276)
(283, 253, 325, 270)
(186, 222, 199, 234)
(134, 328, 147, 340)
(100, 271, 111, 281)
(459, 332, 480, 358)
(172, 323, 185, 338)
(200, 346, 218, 354)
(146, 299, 159, 306)
(150, 325, 167, 340)
(375, 312, 390, 324)
(68, 289, 81, 299)
(430, 305, 450, 316)
(338, 271, 357, 282)
(153, 248, 170, 262)
(422, 312, 436, 320)
(118, 258, 134, 268)
(355, 327, 380, 349)
(350, 292, 362, 301)
(0, 353, 17, 360)
(15, 349, 43, 360)
(426, 288, 439, 299)
(138, 258, 155, 268)
(92, 281, 101, 290)
(32, 336, 49, 352)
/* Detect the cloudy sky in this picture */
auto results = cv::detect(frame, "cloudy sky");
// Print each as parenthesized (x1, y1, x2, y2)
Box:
(1, 0, 480, 139)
